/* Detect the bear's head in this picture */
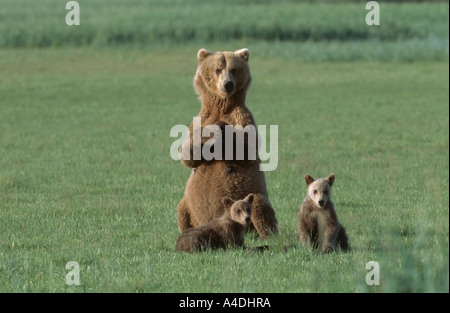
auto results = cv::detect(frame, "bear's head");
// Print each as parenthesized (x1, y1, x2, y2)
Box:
(304, 174, 335, 209)
(222, 193, 254, 226)
(194, 48, 252, 99)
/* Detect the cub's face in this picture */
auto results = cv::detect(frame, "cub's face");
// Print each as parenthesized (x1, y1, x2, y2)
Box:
(304, 174, 335, 209)
(223, 194, 254, 226)
(195, 48, 252, 98)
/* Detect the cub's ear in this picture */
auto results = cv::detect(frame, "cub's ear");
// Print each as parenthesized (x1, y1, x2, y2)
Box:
(325, 174, 335, 187)
(244, 193, 254, 205)
(197, 48, 212, 62)
(235, 48, 249, 62)
(304, 175, 315, 186)
(223, 197, 235, 208)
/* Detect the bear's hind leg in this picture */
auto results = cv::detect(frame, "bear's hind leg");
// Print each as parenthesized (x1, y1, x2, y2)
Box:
(337, 225, 350, 251)
(177, 197, 193, 233)
(249, 194, 278, 239)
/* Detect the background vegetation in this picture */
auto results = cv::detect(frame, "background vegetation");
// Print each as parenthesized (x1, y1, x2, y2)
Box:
(0, 0, 448, 61)
(0, 0, 448, 292)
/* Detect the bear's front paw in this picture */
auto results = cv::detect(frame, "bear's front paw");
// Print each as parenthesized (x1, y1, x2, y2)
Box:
(215, 120, 229, 132)
(322, 244, 335, 254)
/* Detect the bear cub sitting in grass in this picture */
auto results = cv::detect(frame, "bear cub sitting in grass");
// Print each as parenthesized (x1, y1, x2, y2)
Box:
(176, 194, 253, 253)
(298, 174, 349, 253)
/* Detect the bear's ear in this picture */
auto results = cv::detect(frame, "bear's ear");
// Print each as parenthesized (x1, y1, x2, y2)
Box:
(223, 197, 235, 208)
(244, 193, 254, 205)
(235, 48, 249, 62)
(325, 174, 335, 187)
(304, 175, 315, 186)
(197, 48, 212, 62)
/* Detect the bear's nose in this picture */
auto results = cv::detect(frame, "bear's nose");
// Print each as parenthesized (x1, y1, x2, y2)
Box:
(318, 200, 325, 207)
(245, 216, 251, 224)
(224, 81, 234, 93)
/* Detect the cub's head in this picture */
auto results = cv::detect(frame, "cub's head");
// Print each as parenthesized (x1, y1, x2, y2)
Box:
(304, 174, 335, 209)
(222, 193, 254, 226)
(194, 48, 252, 98)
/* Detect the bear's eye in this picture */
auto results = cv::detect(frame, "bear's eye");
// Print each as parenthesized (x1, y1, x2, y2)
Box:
(313, 190, 318, 195)
(237, 209, 241, 214)
(215, 69, 221, 75)
(230, 68, 236, 75)
(323, 190, 328, 195)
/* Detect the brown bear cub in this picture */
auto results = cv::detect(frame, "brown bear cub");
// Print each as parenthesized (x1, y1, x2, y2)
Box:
(298, 174, 349, 253)
(176, 194, 253, 253)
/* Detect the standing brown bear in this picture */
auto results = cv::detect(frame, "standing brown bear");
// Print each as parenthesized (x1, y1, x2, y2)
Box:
(177, 48, 277, 238)
(176, 194, 253, 253)
(298, 174, 349, 253)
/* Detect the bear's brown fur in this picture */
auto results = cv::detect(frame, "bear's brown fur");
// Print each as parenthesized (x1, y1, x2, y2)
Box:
(176, 194, 254, 253)
(177, 48, 277, 238)
(298, 174, 349, 253)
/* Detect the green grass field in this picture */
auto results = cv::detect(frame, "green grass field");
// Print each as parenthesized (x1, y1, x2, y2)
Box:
(1, 0, 449, 61)
(0, 0, 449, 293)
